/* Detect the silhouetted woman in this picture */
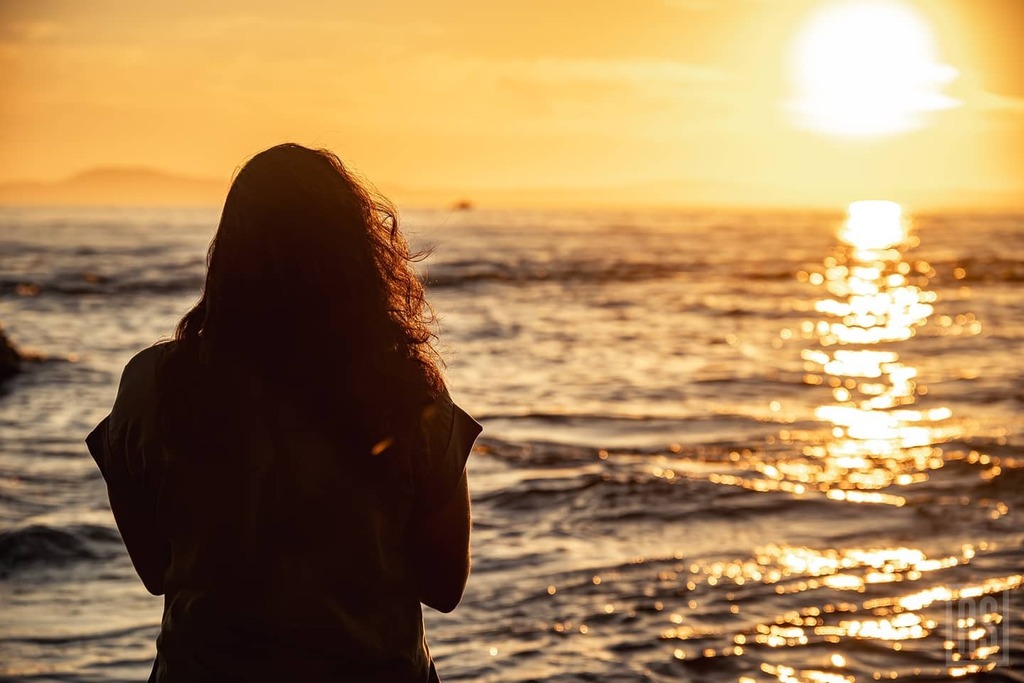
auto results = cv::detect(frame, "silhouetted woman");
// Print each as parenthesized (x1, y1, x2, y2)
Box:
(86, 143, 481, 682)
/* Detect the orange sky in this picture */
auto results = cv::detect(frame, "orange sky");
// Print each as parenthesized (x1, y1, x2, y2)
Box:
(1, 0, 1022, 208)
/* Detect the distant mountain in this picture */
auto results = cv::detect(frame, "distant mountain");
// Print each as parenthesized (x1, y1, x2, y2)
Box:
(0, 167, 785, 210)
(0, 167, 227, 206)
(0, 166, 1018, 212)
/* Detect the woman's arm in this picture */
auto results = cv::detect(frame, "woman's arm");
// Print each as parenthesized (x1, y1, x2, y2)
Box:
(105, 481, 170, 596)
(86, 346, 172, 596)
(87, 417, 170, 596)
(409, 470, 471, 613)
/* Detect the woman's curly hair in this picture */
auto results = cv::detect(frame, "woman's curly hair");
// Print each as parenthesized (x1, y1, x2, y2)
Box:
(164, 143, 443, 453)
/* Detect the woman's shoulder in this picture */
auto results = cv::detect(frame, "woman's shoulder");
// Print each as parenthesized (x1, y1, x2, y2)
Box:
(111, 341, 178, 420)
(410, 385, 481, 512)
(91, 342, 179, 481)
(119, 340, 175, 384)
(420, 383, 482, 436)
(124, 339, 177, 371)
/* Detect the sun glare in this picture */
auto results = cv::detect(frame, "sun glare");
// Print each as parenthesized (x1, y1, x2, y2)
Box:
(789, 0, 959, 138)
(840, 200, 905, 250)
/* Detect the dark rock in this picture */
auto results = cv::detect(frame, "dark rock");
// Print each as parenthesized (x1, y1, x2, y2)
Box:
(0, 324, 22, 384)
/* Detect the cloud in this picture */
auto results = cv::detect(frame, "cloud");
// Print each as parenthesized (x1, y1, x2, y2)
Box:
(382, 55, 736, 139)
(977, 92, 1024, 115)
(412, 55, 728, 100)
(0, 20, 66, 44)
(491, 58, 726, 87)
(664, 0, 776, 10)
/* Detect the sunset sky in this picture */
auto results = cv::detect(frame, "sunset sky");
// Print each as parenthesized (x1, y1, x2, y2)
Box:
(1, 0, 1022, 209)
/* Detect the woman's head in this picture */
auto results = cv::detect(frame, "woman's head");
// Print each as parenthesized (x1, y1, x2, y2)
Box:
(169, 144, 442, 444)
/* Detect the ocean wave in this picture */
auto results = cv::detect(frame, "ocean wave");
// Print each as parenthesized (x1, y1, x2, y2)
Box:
(932, 256, 1024, 283)
(474, 413, 792, 455)
(0, 275, 203, 298)
(2, 266, 684, 299)
(0, 623, 156, 646)
(5, 253, 1023, 302)
(425, 258, 704, 288)
(474, 410, 789, 427)
(425, 257, 804, 289)
(0, 523, 122, 576)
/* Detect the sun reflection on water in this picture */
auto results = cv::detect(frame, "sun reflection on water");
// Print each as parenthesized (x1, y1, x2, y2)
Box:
(529, 204, 1015, 682)
(802, 200, 958, 500)
(708, 203, 958, 503)
(654, 537, 1020, 679)
(648, 202, 1017, 681)
(839, 200, 906, 251)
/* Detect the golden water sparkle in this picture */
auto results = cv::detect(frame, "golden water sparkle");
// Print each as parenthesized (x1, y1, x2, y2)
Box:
(646, 202, 1016, 681)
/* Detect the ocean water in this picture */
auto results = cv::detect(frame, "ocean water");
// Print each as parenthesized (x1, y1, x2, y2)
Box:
(0, 205, 1021, 682)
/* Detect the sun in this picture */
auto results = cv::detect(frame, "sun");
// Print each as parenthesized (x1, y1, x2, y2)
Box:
(788, 0, 959, 138)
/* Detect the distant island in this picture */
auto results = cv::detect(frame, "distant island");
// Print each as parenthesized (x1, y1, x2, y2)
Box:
(0, 168, 228, 206)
